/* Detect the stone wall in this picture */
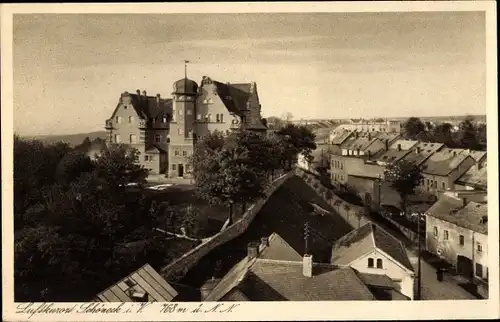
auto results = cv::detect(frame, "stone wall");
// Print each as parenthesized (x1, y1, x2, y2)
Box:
(160, 171, 294, 281)
(295, 168, 370, 229)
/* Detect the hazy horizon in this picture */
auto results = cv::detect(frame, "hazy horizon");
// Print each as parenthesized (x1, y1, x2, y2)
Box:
(14, 12, 486, 136)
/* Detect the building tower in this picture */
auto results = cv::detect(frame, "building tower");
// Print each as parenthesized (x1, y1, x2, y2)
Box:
(168, 63, 198, 178)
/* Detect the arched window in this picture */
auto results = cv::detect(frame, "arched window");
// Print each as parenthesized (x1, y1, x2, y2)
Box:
(216, 114, 220, 122)
(220, 114, 224, 122)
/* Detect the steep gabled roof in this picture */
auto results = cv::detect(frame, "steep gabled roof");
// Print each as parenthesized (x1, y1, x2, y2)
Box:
(128, 94, 173, 120)
(426, 196, 488, 234)
(331, 223, 414, 272)
(421, 152, 474, 176)
(456, 163, 487, 189)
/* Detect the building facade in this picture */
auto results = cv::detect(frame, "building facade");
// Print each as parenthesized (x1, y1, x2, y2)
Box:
(335, 119, 402, 133)
(425, 195, 488, 289)
(105, 75, 267, 177)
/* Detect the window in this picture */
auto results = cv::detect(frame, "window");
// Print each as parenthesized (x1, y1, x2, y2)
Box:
(144, 155, 149, 162)
(376, 259, 383, 269)
(186, 109, 192, 115)
(163, 116, 167, 123)
(368, 258, 374, 268)
(208, 98, 213, 104)
(115, 116, 122, 124)
(216, 114, 220, 122)
(441, 182, 446, 190)
(182, 151, 187, 157)
(175, 150, 179, 156)
(207, 114, 212, 122)
(444, 230, 449, 240)
(178, 128, 184, 135)
(433, 226, 438, 237)
(220, 114, 224, 122)
(459, 235, 465, 246)
(155, 134, 161, 143)
(477, 243, 482, 253)
(179, 109, 183, 116)
(172, 164, 177, 171)
(129, 134, 137, 144)
(475, 263, 483, 278)
(114, 134, 121, 143)
(203, 99, 208, 104)
(128, 116, 133, 123)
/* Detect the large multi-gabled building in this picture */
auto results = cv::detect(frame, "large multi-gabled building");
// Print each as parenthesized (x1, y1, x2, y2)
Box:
(104, 75, 267, 177)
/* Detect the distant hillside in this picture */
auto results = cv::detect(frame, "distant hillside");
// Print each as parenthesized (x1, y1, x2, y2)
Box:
(26, 131, 108, 147)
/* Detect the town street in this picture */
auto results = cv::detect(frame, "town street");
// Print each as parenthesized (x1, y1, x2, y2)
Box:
(407, 249, 477, 300)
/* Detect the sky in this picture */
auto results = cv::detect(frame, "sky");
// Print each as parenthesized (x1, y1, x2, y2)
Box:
(13, 12, 486, 136)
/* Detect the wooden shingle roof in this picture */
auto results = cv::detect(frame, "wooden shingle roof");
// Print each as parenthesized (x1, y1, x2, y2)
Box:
(94, 264, 178, 302)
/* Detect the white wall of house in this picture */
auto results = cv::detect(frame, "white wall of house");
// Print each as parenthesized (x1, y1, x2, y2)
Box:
(425, 215, 488, 281)
(349, 250, 415, 300)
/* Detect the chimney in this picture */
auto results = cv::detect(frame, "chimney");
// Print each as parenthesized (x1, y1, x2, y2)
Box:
(462, 197, 468, 208)
(397, 144, 401, 151)
(453, 151, 457, 157)
(416, 147, 421, 154)
(260, 237, 269, 247)
(368, 150, 371, 159)
(303, 254, 313, 277)
(385, 139, 389, 151)
(156, 93, 161, 105)
(136, 89, 141, 99)
(247, 242, 259, 260)
(142, 90, 147, 97)
(200, 277, 220, 301)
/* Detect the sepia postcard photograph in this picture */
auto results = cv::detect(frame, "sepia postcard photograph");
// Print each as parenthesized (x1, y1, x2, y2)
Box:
(1, 1, 499, 321)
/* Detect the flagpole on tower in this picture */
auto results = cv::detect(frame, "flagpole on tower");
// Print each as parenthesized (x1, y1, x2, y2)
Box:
(184, 60, 190, 79)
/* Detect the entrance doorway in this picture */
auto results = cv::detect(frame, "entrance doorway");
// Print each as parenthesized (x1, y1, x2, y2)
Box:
(178, 164, 184, 177)
(457, 255, 473, 278)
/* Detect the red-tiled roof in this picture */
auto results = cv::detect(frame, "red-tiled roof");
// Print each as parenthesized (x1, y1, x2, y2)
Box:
(331, 223, 414, 272)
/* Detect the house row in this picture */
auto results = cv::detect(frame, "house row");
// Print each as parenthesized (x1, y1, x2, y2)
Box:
(324, 129, 487, 211)
(425, 191, 488, 298)
(201, 223, 415, 301)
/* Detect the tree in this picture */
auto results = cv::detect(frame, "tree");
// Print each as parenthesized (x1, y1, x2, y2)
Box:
(14, 135, 72, 215)
(281, 112, 294, 123)
(476, 123, 487, 150)
(431, 123, 454, 147)
(402, 117, 426, 140)
(456, 116, 480, 150)
(191, 130, 269, 225)
(92, 144, 149, 192)
(276, 124, 317, 169)
(383, 160, 423, 216)
(55, 151, 94, 184)
(266, 116, 288, 130)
